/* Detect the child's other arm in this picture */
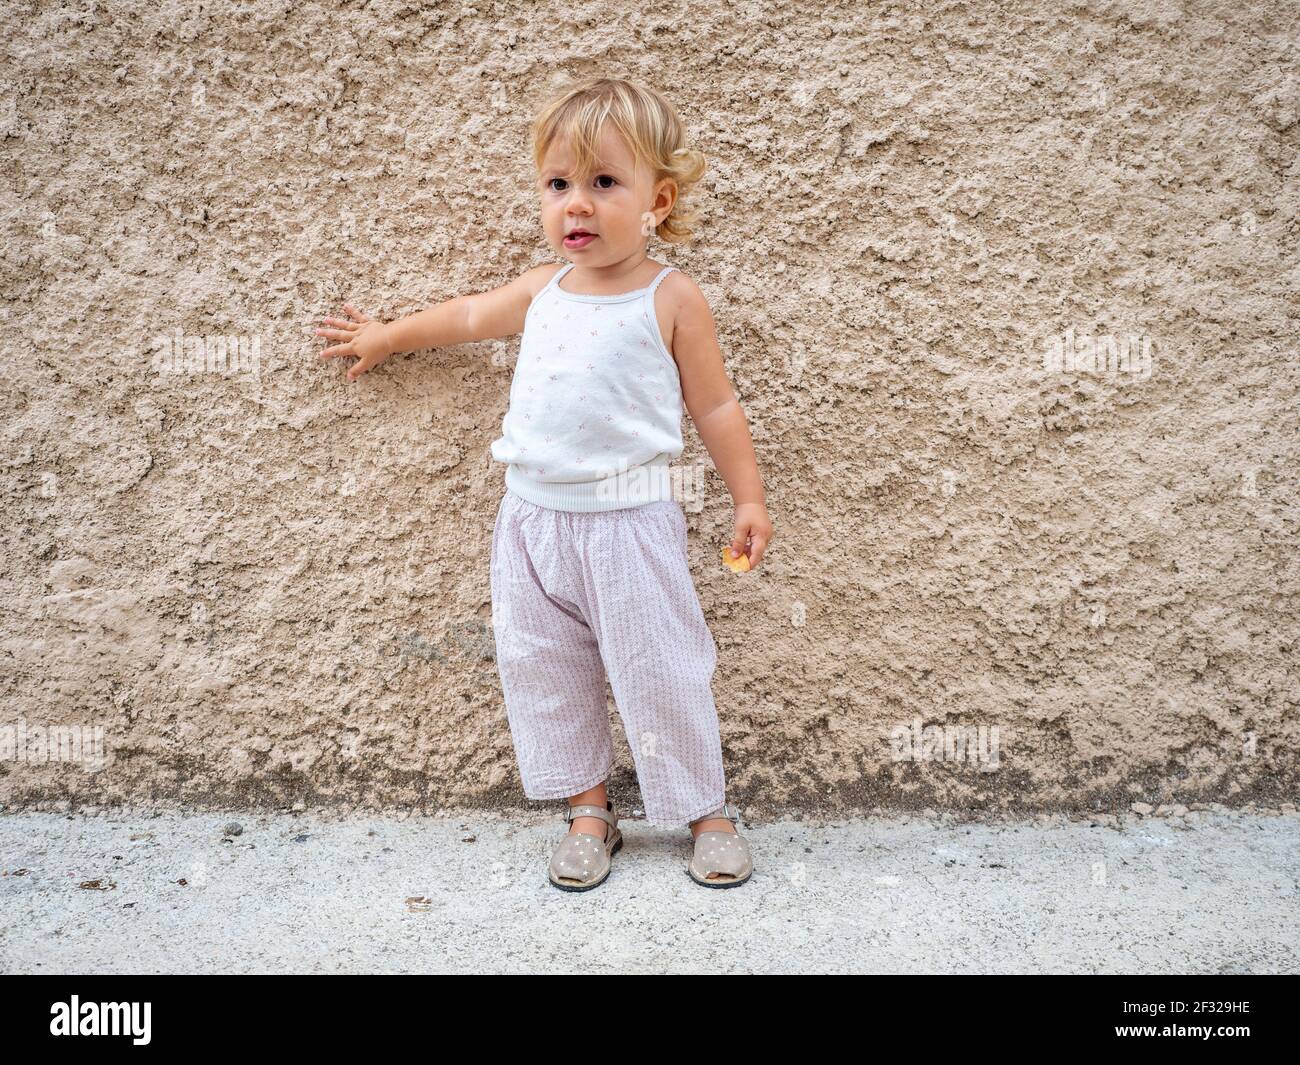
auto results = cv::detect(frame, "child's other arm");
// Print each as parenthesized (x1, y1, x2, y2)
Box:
(668, 275, 772, 568)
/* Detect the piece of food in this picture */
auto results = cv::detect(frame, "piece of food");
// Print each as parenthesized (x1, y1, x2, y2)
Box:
(721, 546, 751, 572)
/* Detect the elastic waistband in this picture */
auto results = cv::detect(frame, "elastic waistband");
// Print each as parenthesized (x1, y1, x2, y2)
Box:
(504, 454, 677, 512)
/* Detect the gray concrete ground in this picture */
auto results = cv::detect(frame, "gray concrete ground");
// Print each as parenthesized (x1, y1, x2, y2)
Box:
(1, 803, 1296, 974)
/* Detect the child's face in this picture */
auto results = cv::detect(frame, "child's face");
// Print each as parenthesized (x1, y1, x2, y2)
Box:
(537, 125, 673, 265)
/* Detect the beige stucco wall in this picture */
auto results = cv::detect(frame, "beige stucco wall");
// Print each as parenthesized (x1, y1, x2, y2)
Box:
(2, 0, 1296, 819)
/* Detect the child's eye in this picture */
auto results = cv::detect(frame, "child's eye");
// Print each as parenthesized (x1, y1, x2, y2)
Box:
(547, 175, 616, 192)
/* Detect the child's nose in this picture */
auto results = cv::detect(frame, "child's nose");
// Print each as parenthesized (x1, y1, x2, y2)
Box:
(566, 189, 593, 213)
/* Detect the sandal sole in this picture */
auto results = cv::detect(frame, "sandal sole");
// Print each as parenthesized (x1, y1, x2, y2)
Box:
(687, 864, 752, 888)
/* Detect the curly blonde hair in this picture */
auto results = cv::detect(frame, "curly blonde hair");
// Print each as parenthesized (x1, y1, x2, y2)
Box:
(531, 77, 707, 244)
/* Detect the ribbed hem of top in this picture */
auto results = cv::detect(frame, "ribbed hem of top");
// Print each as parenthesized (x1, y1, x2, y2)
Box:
(504, 454, 677, 512)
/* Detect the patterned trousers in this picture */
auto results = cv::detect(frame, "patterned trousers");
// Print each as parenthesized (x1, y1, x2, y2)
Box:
(489, 488, 726, 827)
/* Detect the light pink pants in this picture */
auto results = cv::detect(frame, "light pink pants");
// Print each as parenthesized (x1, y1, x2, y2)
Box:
(489, 488, 727, 827)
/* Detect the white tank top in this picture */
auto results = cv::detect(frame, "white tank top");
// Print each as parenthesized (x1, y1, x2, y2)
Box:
(489, 262, 684, 512)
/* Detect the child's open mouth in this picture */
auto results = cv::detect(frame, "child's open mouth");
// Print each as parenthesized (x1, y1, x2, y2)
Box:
(564, 231, 597, 249)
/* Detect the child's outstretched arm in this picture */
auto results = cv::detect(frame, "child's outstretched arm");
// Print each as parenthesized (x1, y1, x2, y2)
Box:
(668, 276, 773, 570)
(316, 265, 558, 382)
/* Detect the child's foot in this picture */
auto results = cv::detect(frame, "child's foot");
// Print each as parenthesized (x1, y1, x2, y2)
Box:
(686, 804, 751, 887)
(552, 801, 621, 891)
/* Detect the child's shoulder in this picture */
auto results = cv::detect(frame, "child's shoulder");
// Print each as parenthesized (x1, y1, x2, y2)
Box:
(520, 261, 568, 302)
(656, 264, 712, 320)
(658, 263, 706, 295)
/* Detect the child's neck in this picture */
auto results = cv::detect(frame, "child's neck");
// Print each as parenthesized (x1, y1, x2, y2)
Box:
(564, 251, 653, 293)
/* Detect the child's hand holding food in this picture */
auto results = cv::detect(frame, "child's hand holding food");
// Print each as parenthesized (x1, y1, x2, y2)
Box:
(723, 502, 772, 572)
(316, 303, 395, 382)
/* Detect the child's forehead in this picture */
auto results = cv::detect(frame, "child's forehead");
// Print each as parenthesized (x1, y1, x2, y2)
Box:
(539, 127, 640, 176)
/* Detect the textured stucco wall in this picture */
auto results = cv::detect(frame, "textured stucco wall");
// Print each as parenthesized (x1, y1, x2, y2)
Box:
(2, 0, 1297, 819)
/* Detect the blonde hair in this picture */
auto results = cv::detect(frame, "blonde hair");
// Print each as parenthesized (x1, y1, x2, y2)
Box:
(531, 77, 707, 244)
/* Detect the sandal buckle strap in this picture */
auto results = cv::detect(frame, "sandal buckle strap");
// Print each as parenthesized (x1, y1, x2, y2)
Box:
(690, 802, 739, 826)
(564, 802, 616, 828)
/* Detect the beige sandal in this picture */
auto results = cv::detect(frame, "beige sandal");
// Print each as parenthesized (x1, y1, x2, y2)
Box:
(548, 800, 623, 891)
(687, 803, 753, 888)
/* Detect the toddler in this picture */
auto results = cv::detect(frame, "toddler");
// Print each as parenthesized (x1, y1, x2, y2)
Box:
(316, 77, 772, 890)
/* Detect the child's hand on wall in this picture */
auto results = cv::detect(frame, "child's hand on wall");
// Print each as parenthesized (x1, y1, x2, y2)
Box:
(316, 303, 394, 382)
(725, 502, 772, 571)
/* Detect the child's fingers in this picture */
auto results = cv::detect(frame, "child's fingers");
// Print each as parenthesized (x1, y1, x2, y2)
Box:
(315, 326, 355, 340)
(318, 342, 356, 359)
(318, 317, 356, 329)
(343, 302, 372, 323)
(727, 525, 768, 570)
